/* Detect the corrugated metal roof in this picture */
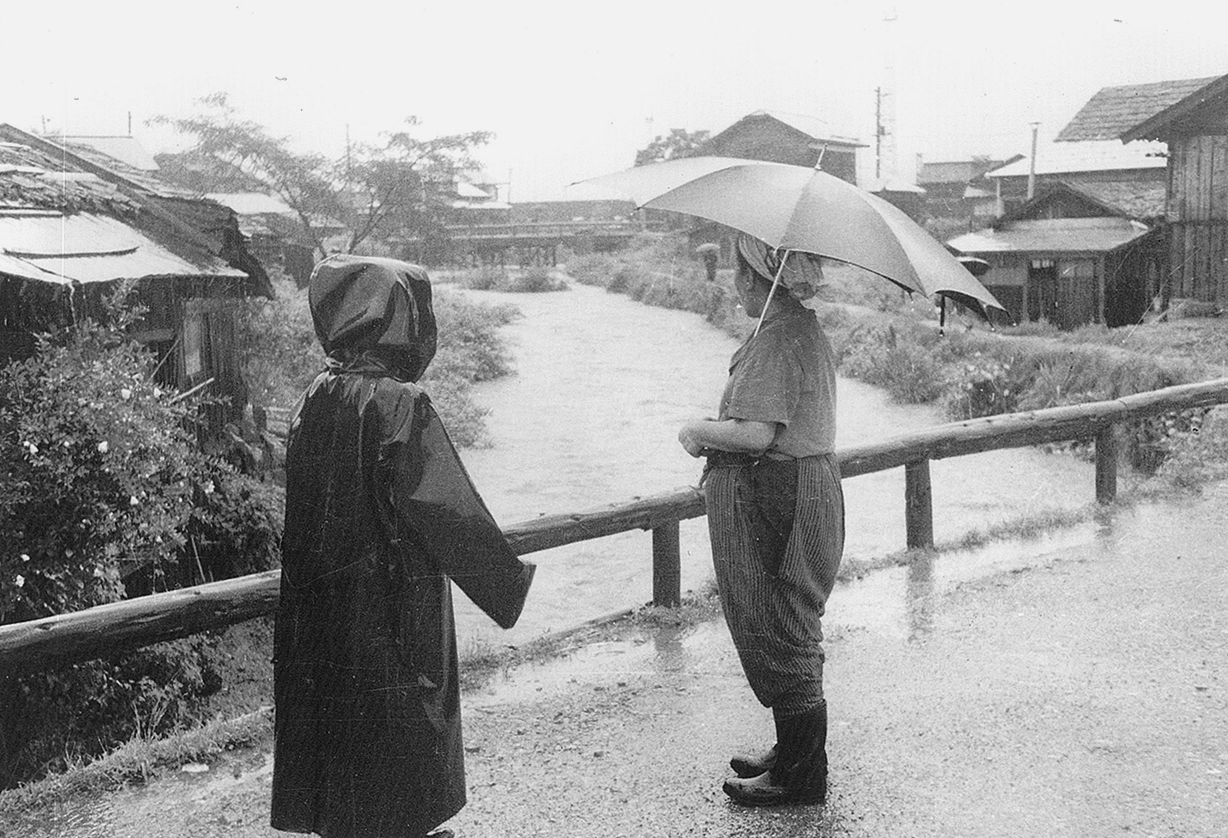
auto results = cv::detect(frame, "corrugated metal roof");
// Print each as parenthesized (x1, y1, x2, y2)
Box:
(0, 212, 246, 284)
(987, 140, 1165, 178)
(1056, 77, 1219, 141)
(947, 217, 1152, 255)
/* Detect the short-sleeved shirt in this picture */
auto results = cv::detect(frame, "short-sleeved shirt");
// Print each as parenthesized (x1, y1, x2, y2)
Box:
(718, 306, 837, 458)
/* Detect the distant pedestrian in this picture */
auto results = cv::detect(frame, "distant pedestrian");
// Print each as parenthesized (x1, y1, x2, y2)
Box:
(271, 255, 536, 838)
(678, 234, 843, 806)
(697, 242, 720, 282)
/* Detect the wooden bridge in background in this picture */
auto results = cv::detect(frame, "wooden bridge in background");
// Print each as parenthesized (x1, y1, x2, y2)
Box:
(440, 220, 652, 267)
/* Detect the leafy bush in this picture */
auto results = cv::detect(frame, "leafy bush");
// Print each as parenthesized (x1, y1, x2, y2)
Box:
(942, 352, 1022, 419)
(237, 272, 323, 410)
(455, 265, 506, 291)
(0, 287, 281, 787)
(503, 267, 567, 293)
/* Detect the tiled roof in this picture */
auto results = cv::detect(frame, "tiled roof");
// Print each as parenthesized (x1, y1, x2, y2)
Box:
(1056, 178, 1167, 220)
(1056, 77, 1219, 141)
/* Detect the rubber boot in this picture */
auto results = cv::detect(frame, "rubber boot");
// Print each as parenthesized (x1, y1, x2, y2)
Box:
(729, 743, 777, 778)
(723, 701, 827, 806)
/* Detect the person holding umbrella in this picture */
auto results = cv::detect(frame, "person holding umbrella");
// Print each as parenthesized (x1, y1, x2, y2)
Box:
(678, 234, 844, 807)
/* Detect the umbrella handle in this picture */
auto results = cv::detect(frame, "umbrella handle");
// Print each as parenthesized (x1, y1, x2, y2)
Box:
(753, 251, 790, 338)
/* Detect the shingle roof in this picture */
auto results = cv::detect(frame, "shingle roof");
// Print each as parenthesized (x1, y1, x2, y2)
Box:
(0, 142, 141, 215)
(1056, 178, 1167, 221)
(1056, 77, 1219, 141)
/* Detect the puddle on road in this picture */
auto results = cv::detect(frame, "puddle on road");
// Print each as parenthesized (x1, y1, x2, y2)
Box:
(467, 498, 1188, 708)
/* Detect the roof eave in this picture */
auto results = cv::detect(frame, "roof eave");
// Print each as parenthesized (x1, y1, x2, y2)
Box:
(1120, 74, 1228, 141)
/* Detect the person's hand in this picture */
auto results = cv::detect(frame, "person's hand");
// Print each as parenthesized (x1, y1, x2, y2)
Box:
(678, 422, 708, 458)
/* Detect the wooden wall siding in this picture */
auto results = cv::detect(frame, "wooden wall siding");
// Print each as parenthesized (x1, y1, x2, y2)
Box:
(1167, 134, 1228, 304)
(1169, 221, 1228, 303)
(1171, 135, 1228, 222)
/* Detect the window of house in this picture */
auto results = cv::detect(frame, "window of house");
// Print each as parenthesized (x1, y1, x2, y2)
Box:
(183, 313, 205, 379)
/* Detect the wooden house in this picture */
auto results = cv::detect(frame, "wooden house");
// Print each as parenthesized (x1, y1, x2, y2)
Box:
(684, 110, 866, 266)
(917, 155, 1023, 239)
(1120, 73, 1228, 309)
(699, 110, 864, 184)
(947, 183, 1165, 328)
(0, 124, 270, 422)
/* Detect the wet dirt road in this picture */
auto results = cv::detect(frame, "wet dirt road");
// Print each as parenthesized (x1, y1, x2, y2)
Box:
(6, 484, 1227, 838)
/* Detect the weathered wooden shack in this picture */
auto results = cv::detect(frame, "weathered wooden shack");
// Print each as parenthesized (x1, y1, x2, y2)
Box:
(948, 183, 1165, 328)
(1120, 73, 1228, 308)
(0, 125, 270, 422)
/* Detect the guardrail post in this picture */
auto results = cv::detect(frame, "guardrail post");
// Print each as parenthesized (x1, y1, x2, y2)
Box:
(905, 458, 934, 549)
(1095, 423, 1119, 503)
(652, 522, 681, 607)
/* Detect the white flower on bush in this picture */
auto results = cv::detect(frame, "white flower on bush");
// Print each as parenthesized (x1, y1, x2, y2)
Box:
(120, 388, 132, 401)
(21, 553, 30, 562)
(129, 495, 140, 506)
(203, 480, 215, 495)
(97, 441, 109, 454)
(14, 575, 24, 588)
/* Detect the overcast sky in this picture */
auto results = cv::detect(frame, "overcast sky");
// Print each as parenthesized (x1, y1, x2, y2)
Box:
(4, 0, 1226, 201)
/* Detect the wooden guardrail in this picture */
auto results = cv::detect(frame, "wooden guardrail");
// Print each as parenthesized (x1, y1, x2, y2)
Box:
(3, 377, 1227, 669)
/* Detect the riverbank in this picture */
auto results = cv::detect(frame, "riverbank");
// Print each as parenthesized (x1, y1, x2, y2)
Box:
(5, 481, 1224, 837)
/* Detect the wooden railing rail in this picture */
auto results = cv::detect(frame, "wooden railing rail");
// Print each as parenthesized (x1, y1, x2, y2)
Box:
(3, 377, 1226, 669)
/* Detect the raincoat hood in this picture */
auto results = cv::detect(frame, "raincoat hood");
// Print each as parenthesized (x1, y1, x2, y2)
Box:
(308, 254, 438, 381)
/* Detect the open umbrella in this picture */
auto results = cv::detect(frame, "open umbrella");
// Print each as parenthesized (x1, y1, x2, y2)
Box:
(576, 156, 1005, 327)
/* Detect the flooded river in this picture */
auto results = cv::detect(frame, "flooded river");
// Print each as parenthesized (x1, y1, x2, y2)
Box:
(450, 283, 1095, 647)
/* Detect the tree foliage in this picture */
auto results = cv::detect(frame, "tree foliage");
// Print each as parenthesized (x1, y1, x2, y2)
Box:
(151, 93, 492, 257)
(634, 128, 711, 166)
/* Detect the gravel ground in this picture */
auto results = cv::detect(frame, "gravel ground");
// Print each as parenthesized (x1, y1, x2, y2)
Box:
(5, 482, 1226, 838)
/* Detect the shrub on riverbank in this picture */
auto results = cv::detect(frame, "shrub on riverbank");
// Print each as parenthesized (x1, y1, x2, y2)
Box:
(451, 265, 569, 293)
(0, 289, 281, 788)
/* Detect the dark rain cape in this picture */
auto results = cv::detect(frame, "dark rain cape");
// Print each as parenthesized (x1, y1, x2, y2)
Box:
(271, 255, 535, 838)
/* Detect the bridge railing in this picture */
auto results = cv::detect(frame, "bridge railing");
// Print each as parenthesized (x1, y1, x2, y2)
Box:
(3, 377, 1226, 669)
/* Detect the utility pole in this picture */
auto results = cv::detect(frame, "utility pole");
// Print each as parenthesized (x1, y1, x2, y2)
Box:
(876, 6, 898, 186)
(875, 87, 883, 179)
(1027, 122, 1040, 199)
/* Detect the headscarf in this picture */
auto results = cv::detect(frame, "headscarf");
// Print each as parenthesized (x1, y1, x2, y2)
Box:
(308, 254, 437, 382)
(736, 234, 826, 310)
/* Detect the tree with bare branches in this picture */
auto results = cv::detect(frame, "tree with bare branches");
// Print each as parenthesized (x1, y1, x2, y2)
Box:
(152, 94, 492, 258)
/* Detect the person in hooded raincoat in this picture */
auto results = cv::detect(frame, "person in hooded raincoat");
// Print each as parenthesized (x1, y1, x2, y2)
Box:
(271, 255, 535, 838)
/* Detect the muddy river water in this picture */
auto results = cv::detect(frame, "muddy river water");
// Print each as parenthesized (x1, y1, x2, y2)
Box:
(449, 283, 1096, 647)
